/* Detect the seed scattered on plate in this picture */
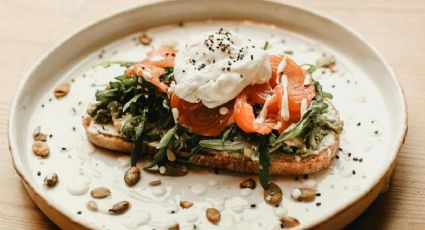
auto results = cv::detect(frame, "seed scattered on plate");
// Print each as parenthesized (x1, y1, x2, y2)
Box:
(290, 188, 316, 202)
(148, 179, 162, 186)
(54, 82, 70, 98)
(139, 33, 152, 46)
(90, 187, 111, 199)
(240, 178, 256, 189)
(264, 183, 283, 206)
(32, 141, 50, 157)
(109, 201, 130, 214)
(180, 200, 194, 209)
(124, 166, 141, 186)
(280, 216, 300, 228)
(168, 224, 180, 230)
(206, 208, 220, 225)
(33, 126, 47, 141)
(43, 173, 58, 187)
(160, 163, 188, 176)
(166, 149, 176, 162)
(86, 200, 98, 212)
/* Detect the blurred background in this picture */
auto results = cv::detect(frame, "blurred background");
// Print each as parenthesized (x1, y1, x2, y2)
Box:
(0, 0, 424, 229)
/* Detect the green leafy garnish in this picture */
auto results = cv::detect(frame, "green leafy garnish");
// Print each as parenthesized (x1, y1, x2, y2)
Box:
(199, 139, 251, 151)
(257, 137, 270, 189)
(144, 125, 178, 169)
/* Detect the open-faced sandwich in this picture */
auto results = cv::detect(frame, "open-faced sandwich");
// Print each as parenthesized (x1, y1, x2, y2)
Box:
(83, 28, 343, 189)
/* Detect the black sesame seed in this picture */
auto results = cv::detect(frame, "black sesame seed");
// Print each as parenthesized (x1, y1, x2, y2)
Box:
(339, 148, 342, 151)
(352, 170, 356, 175)
(281, 223, 284, 229)
(348, 153, 352, 157)
(226, 67, 230, 71)
(240, 74, 244, 78)
(357, 122, 361, 126)
(275, 204, 279, 207)
(332, 85, 336, 88)
(336, 155, 339, 159)
(171, 210, 175, 214)
(193, 225, 197, 229)
(77, 211, 82, 215)
(72, 127, 76, 131)
(182, 70, 185, 73)
(48, 98, 52, 102)
(250, 204, 256, 208)
(61, 147, 67, 151)
(353, 157, 358, 161)
(41, 104, 45, 108)
(37, 171, 41, 176)
(316, 193, 321, 197)
(250, 54, 254, 60)
(316, 202, 321, 206)
(49, 134, 53, 138)
(374, 130, 379, 135)
(359, 158, 363, 162)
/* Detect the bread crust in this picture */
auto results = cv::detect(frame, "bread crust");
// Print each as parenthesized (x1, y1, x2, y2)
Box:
(83, 117, 340, 175)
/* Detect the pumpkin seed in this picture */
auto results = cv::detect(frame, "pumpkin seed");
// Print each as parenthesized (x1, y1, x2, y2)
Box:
(206, 208, 220, 225)
(280, 216, 300, 228)
(124, 166, 141, 186)
(168, 224, 179, 230)
(179, 200, 193, 209)
(109, 201, 130, 214)
(166, 149, 176, 161)
(32, 141, 50, 157)
(264, 183, 283, 206)
(139, 33, 152, 46)
(160, 163, 188, 177)
(43, 173, 58, 187)
(54, 82, 70, 98)
(290, 188, 316, 202)
(240, 178, 256, 189)
(148, 179, 162, 186)
(90, 187, 111, 199)
(33, 127, 47, 141)
(86, 200, 98, 212)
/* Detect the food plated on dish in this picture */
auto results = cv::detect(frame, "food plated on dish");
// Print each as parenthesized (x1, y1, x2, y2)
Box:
(83, 28, 343, 193)
(9, 1, 406, 229)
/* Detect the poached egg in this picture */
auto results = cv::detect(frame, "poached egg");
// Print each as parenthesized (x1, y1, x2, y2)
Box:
(172, 28, 271, 108)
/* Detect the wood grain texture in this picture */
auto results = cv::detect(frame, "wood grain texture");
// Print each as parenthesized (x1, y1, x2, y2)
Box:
(0, 0, 424, 229)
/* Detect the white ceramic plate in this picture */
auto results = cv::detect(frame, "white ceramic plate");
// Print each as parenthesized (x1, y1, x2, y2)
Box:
(9, 0, 407, 229)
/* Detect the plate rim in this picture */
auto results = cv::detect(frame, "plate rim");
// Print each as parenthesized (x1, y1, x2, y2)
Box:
(8, 0, 408, 229)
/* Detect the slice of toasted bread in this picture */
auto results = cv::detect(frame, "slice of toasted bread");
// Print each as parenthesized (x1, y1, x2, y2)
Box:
(83, 101, 341, 175)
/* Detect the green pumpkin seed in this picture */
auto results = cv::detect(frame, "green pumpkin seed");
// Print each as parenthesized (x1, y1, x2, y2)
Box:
(280, 216, 300, 228)
(124, 166, 140, 186)
(90, 187, 111, 199)
(264, 183, 282, 206)
(206, 208, 220, 225)
(43, 173, 58, 187)
(33, 141, 50, 157)
(240, 178, 256, 189)
(109, 201, 130, 214)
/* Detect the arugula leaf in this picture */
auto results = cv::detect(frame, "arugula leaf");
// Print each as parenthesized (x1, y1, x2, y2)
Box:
(257, 137, 270, 189)
(144, 125, 178, 169)
(123, 94, 142, 112)
(129, 109, 148, 166)
(199, 139, 251, 151)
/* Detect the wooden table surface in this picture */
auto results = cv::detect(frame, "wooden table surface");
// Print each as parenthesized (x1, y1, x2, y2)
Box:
(1, 0, 424, 229)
